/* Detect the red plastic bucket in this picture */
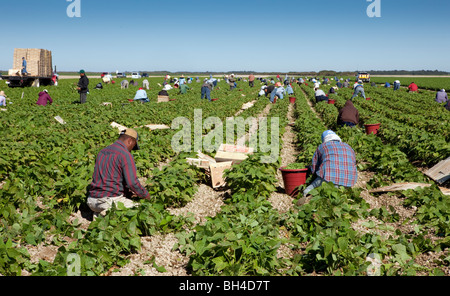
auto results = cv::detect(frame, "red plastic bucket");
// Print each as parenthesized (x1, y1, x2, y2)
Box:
(364, 123, 380, 135)
(289, 97, 296, 104)
(279, 167, 309, 197)
(212, 98, 218, 101)
(366, 97, 371, 100)
(328, 99, 336, 104)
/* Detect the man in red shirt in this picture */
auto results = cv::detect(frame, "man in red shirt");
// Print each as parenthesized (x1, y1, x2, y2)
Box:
(408, 82, 419, 92)
(88, 128, 150, 217)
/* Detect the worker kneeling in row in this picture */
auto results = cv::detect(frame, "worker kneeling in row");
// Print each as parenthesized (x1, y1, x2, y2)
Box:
(87, 129, 151, 218)
(298, 130, 357, 206)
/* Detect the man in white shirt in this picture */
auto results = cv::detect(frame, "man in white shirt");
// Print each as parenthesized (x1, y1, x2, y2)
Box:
(315, 88, 328, 103)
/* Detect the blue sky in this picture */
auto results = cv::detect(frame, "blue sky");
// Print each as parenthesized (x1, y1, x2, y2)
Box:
(1, 0, 449, 72)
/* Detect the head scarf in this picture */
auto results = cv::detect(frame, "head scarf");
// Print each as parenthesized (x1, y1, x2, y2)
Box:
(321, 130, 342, 143)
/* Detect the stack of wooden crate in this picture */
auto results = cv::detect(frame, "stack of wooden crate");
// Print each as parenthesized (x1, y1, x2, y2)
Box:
(12, 48, 52, 77)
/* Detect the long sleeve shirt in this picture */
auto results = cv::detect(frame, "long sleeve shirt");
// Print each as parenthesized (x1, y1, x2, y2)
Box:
(133, 89, 148, 100)
(77, 75, 89, 93)
(36, 91, 53, 106)
(435, 91, 448, 103)
(89, 140, 149, 199)
(311, 141, 357, 188)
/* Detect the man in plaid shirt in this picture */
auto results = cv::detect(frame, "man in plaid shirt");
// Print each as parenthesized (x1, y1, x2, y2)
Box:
(88, 128, 151, 217)
(301, 130, 357, 200)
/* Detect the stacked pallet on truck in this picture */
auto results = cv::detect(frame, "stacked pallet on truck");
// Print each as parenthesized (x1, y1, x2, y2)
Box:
(12, 48, 52, 77)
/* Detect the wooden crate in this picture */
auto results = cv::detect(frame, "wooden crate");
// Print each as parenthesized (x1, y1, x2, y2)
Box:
(210, 161, 233, 188)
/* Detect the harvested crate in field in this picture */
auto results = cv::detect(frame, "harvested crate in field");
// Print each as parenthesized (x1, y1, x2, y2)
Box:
(110, 122, 128, 132)
(210, 161, 233, 188)
(214, 144, 253, 164)
(424, 157, 450, 184)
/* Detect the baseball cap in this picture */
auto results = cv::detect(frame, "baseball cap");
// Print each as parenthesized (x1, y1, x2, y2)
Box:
(120, 128, 140, 150)
(79, 69, 85, 74)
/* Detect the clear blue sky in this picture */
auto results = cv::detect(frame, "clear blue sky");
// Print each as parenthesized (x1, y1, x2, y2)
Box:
(1, 0, 449, 72)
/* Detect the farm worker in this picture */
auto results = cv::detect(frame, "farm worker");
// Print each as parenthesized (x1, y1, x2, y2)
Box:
(351, 81, 366, 100)
(445, 101, 450, 111)
(158, 86, 170, 97)
(315, 88, 328, 103)
(207, 77, 218, 89)
(201, 79, 213, 101)
(270, 82, 285, 103)
(36, 89, 53, 106)
(179, 75, 186, 85)
(22, 57, 28, 75)
(77, 70, 89, 104)
(121, 80, 129, 89)
(336, 80, 343, 88)
(408, 82, 418, 92)
(0, 91, 6, 106)
(299, 130, 357, 204)
(435, 89, 448, 103)
(87, 128, 151, 217)
(384, 82, 391, 88)
(265, 84, 275, 97)
(393, 80, 401, 91)
(337, 100, 359, 128)
(286, 84, 294, 95)
(179, 83, 190, 94)
(329, 87, 337, 95)
(52, 73, 58, 86)
(343, 80, 350, 88)
(258, 85, 267, 97)
(228, 74, 236, 90)
(94, 83, 103, 89)
(133, 88, 149, 103)
(142, 79, 149, 90)
(102, 76, 111, 84)
(248, 74, 255, 87)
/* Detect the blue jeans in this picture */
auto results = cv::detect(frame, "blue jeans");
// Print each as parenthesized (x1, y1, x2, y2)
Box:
(351, 87, 366, 99)
(201, 86, 211, 101)
(135, 98, 149, 103)
(270, 89, 277, 102)
(303, 176, 339, 197)
(339, 121, 356, 128)
(394, 83, 400, 91)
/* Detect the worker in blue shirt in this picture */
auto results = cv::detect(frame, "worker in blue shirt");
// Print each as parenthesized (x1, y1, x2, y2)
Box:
(22, 57, 28, 75)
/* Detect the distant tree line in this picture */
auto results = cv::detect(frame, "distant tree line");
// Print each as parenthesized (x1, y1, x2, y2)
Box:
(5, 69, 447, 77)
